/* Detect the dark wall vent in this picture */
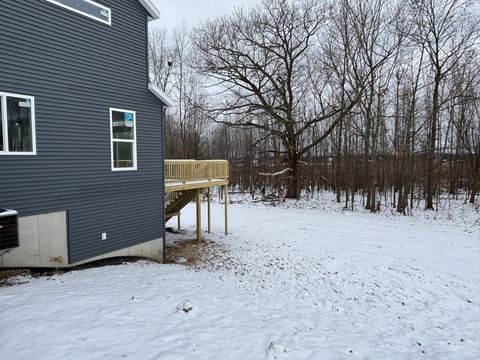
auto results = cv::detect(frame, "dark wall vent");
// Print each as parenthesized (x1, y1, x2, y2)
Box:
(0, 209, 19, 251)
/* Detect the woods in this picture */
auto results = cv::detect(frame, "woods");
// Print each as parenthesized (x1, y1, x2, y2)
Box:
(150, 0, 480, 211)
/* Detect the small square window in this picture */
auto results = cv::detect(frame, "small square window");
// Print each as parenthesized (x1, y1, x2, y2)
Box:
(113, 142, 134, 169)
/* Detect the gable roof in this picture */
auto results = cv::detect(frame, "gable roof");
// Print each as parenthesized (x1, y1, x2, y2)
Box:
(139, 0, 161, 21)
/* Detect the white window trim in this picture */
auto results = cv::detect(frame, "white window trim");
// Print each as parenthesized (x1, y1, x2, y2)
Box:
(110, 108, 137, 172)
(46, 0, 112, 26)
(0, 92, 36, 156)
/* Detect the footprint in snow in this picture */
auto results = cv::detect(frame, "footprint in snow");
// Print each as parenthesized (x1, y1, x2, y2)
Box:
(176, 300, 194, 314)
(266, 341, 287, 359)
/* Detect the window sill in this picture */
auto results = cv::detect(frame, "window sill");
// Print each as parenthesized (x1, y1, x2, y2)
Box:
(0, 152, 37, 156)
(111, 167, 138, 172)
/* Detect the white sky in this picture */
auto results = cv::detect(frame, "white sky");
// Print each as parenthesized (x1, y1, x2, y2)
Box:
(150, 0, 261, 29)
(150, 0, 480, 30)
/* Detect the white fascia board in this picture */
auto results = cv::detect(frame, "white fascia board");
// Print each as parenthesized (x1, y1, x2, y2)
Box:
(139, 0, 161, 21)
(148, 83, 175, 108)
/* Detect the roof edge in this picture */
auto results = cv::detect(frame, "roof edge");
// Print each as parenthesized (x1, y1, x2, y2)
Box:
(148, 83, 175, 108)
(139, 0, 161, 21)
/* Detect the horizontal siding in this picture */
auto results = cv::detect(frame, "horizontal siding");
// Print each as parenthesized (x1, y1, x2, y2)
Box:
(0, 0, 165, 263)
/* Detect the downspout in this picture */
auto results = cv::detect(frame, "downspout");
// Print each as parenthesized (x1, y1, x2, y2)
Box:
(162, 105, 167, 264)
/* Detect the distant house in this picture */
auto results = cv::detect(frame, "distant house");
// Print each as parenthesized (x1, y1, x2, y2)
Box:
(0, 0, 174, 267)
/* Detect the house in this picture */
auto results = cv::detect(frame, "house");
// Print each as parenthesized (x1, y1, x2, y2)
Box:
(0, 0, 175, 267)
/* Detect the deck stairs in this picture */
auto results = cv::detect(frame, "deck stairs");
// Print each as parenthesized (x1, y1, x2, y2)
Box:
(165, 190, 196, 221)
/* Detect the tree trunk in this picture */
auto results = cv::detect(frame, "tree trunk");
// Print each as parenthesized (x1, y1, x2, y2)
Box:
(286, 155, 299, 199)
(426, 71, 441, 210)
(336, 121, 343, 203)
(470, 154, 479, 204)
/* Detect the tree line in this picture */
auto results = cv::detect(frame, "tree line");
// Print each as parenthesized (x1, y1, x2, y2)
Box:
(150, 0, 480, 212)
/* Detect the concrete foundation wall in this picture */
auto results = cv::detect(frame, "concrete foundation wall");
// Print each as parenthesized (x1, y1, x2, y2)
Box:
(0, 211, 163, 268)
(0, 212, 68, 267)
(70, 237, 164, 267)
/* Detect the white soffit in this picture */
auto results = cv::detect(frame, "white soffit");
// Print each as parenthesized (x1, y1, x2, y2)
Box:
(148, 83, 175, 108)
(139, 0, 161, 21)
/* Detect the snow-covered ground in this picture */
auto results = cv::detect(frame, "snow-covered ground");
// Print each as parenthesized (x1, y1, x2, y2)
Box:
(1, 197, 479, 360)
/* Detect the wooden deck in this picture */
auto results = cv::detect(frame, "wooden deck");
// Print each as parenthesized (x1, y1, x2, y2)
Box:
(165, 160, 228, 192)
(164, 160, 229, 241)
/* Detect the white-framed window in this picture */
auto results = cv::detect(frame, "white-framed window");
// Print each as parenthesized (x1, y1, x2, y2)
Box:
(46, 0, 111, 26)
(0, 92, 36, 156)
(110, 108, 137, 171)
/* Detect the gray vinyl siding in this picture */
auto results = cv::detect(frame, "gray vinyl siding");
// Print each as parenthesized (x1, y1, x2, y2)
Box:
(0, 0, 165, 263)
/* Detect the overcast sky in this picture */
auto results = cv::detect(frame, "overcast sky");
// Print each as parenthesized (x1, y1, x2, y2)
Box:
(149, 0, 480, 31)
(151, 0, 261, 29)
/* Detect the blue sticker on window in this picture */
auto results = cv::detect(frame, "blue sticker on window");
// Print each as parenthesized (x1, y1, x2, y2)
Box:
(124, 112, 134, 122)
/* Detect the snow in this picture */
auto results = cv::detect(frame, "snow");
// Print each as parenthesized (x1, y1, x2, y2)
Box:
(1, 197, 479, 359)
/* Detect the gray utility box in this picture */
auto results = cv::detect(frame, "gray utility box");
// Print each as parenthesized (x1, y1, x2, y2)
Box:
(0, 209, 19, 251)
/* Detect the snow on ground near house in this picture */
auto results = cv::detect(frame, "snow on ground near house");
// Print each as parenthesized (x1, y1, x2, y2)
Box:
(1, 197, 479, 360)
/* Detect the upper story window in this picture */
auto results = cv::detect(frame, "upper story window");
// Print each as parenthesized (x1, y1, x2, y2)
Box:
(110, 108, 137, 171)
(46, 0, 111, 25)
(0, 92, 36, 155)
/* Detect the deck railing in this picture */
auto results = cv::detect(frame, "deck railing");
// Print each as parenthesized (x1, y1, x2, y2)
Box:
(165, 160, 229, 184)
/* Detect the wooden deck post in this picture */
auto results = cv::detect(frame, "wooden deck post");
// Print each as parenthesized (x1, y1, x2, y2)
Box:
(207, 187, 211, 233)
(224, 184, 228, 235)
(196, 189, 201, 242)
(177, 212, 181, 230)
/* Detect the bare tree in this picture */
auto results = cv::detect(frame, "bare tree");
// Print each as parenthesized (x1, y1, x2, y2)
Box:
(332, 0, 405, 212)
(193, 0, 363, 199)
(149, 0, 479, 209)
(408, 0, 479, 209)
(150, 25, 210, 159)
(149, 28, 176, 93)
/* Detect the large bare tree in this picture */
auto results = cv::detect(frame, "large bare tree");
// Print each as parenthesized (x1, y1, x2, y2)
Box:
(193, 0, 363, 198)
